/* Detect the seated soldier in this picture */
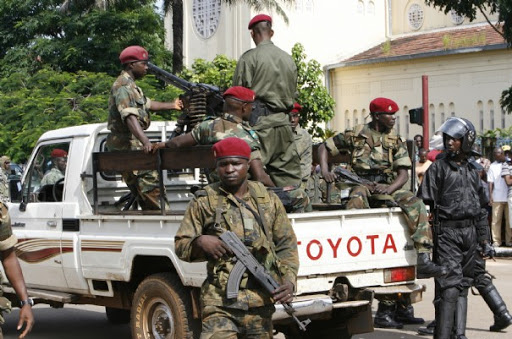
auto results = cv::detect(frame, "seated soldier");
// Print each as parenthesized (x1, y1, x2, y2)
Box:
(41, 149, 67, 186)
(154, 86, 308, 212)
(318, 97, 446, 328)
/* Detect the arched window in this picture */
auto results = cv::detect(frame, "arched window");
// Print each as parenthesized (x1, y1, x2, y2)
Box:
(430, 104, 436, 133)
(192, 0, 222, 39)
(367, 1, 375, 15)
(439, 103, 445, 123)
(502, 107, 506, 129)
(357, 0, 364, 14)
(477, 101, 484, 133)
(488, 100, 495, 130)
(449, 102, 455, 117)
(403, 105, 409, 139)
(353, 109, 358, 127)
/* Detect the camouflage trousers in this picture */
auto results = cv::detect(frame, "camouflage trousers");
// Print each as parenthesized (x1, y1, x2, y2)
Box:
(319, 181, 433, 252)
(122, 170, 169, 211)
(200, 305, 275, 339)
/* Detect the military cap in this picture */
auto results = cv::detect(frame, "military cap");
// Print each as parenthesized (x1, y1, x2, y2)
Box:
(212, 138, 251, 160)
(51, 149, 68, 158)
(119, 46, 149, 64)
(369, 97, 399, 114)
(223, 86, 255, 102)
(291, 102, 302, 114)
(248, 14, 272, 29)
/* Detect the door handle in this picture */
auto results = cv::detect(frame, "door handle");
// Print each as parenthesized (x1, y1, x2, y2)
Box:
(47, 221, 57, 227)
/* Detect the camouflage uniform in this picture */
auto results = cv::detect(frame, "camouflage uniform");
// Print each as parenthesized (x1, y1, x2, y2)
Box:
(191, 113, 262, 161)
(175, 181, 299, 338)
(294, 126, 313, 210)
(324, 124, 432, 252)
(40, 167, 64, 186)
(233, 40, 301, 187)
(106, 71, 166, 210)
(0, 170, 15, 326)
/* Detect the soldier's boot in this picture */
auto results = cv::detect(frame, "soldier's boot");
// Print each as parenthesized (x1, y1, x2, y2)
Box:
(417, 253, 447, 279)
(417, 320, 435, 335)
(453, 289, 468, 339)
(435, 287, 458, 339)
(480, 284, 512, 332)
(374, 301, 403, 329)
(395, 296, 425, 324)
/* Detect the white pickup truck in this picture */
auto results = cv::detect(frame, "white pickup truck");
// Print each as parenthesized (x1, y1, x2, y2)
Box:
(3, 121, 424, 339)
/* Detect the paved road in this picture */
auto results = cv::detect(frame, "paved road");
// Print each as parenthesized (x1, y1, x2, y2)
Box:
(2, 258, 512, 338)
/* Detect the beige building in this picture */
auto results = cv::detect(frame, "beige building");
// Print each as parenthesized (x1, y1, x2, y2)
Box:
(326, 1, 512, 139)
(166, 1, 512, 140)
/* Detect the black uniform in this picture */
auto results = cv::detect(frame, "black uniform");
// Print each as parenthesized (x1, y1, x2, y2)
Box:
(418, 153, 490, 338)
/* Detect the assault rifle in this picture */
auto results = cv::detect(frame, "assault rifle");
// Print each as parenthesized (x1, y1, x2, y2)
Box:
(333, 167, 374, 186)
(147, 63, 224, 137)
(219, 231, 311, 331)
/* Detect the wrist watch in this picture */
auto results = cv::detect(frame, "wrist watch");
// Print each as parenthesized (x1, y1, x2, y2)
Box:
(20, 298, 34, 307)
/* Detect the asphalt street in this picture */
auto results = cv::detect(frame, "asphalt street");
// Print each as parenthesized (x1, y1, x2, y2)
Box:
(2, 258, 512, 338)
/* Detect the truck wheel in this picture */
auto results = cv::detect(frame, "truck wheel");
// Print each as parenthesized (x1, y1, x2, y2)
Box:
(106, 307, 130, 324)
(131, 272, 199, 339)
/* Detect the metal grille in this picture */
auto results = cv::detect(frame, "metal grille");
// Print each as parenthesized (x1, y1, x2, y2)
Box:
(192, 0, 221, 39)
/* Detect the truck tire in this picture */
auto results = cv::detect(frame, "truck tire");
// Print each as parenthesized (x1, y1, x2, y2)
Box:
(131, 272, 199, 339)
(106, 307, 130, 324)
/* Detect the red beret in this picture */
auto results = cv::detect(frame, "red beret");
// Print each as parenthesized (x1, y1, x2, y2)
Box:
(369, 97, 399, 114)
(212, 138, 251, 160)
(290, 102, 302, 114)
(248, 14, 272, 29)
(119, 46, 149, 64)
(51, 149, 67, 158)
(223, 86, 255, 102)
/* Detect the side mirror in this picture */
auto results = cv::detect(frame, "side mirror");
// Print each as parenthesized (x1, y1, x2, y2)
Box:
(8, 178, 22, 202)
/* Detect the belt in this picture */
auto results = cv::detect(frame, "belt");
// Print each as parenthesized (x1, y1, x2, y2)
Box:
(441, 219, 475, 228)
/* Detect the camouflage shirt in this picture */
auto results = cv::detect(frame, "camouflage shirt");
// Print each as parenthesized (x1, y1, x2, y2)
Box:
(40, 167, 65, 186)
(294, 126, 313, 182)
(106, 71, 153, 151)
(325, 123, 411, 183)
(0, 169, 8, 204)
(175, 181, 299, 310)
(191, 113, 262, 161)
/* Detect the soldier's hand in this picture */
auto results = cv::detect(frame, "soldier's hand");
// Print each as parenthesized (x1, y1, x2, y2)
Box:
(151, 142, 166, 153)
(173, 98, 184, 111)
(273, 280, 295, 303)
(142, 141, 153, 154)
(481, 242, 496, 259)
(373, 183, 391, 195)
(195, 235, 232, 260)
(17, 304, 34, 338)
(322, 170, 337, 183)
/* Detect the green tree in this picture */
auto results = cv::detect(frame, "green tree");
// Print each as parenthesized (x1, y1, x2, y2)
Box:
(425, 1, 512, 112)
(0, 0, 171, 76)
(292, 43, 335, 139)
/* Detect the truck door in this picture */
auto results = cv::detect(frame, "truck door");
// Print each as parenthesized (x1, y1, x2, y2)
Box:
(9, 142, 71, 289)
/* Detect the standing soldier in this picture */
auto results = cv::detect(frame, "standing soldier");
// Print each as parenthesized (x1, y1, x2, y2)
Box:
(318, 97, 446, 328)
(0, 158, 34, 338)
(418, 117, 494, 338)
(290, 103, 313, 210)
(233, 14, 301, 188)
(107, 45, 183, 210)
(175, 137, 299, 338)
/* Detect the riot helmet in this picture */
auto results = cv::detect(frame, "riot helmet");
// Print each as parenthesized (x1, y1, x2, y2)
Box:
(438, 117, 476, 154)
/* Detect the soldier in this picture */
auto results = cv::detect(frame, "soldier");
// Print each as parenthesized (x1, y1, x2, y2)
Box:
(290, 103, 313, 210)
(0, 157, 10, 201)
(318, 97, 446, 328)
(232, 14, 301, 188)
(40, 149, 67, 186)
(175, 137, 299, 338)
(418, 117, 494, 339)
(106, 45, 183, 210)
(0, 157, 34, 338)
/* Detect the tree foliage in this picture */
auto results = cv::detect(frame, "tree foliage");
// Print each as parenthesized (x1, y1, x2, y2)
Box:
(292, 43, 335, 139)
(0, 0, 171, 77)
(425, 0, 512, 112)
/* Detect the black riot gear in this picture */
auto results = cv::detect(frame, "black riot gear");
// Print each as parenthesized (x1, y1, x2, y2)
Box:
(438, 117, 476, 154)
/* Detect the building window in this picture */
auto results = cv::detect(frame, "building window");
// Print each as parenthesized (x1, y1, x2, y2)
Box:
(449, 102, 455, 117)
(439, 103, 445, 123)
(478, 101, 484, 133)
(502, 108, 506, 128)
(304, 0, 314, 12)
(430, 104, 435, 133)
(488, 100, 495, 130)
(367, 1, 375, 15)
(397, 115, 401, 135)
(192, 0, 221, 39)
(450, 9, 464, 25)
(406, 115, 410, 139)
(357, 0, 364, 14)
(408, 3, 424, 30)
